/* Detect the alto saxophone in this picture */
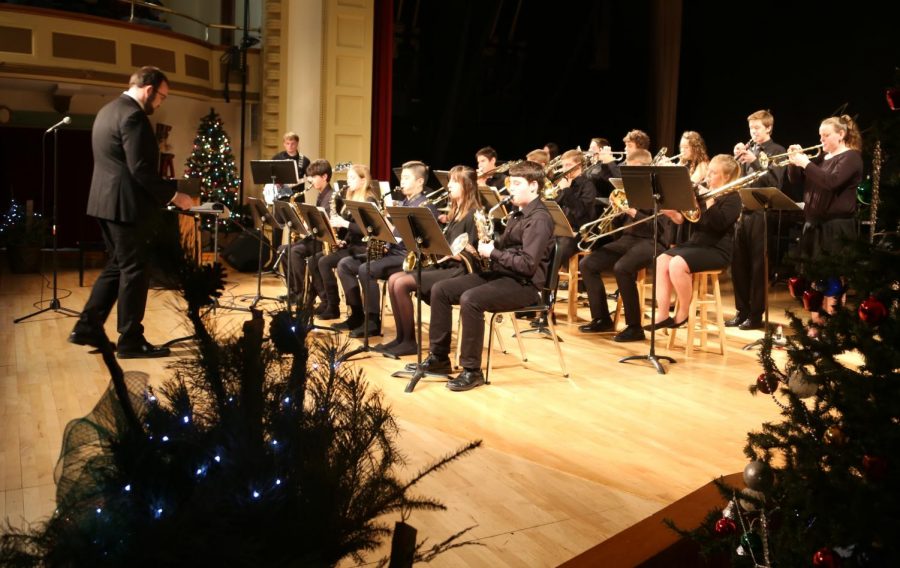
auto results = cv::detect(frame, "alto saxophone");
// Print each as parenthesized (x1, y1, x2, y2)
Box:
(472, 197, 511, 271)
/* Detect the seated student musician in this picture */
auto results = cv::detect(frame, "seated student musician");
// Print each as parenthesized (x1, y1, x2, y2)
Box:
(416, 160, 555, 392)
(375, 165, 480, 356)
(552, 148, 599, 269)
(476, 146, 508, 189)
(314, 163, 380, 319)
(526, 148, 550, 167)
(283, 159, 333, 304)
(646, 154, 742, 330)
(578, 149, 656, 341)
(335, 160, 437, 337)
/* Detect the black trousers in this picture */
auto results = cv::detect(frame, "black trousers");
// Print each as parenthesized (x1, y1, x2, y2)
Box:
(79, 219, 150, 344)
(336, 252, 404, 315)
(429, 273, 539, 370)
(580, 235, 654, 328)
(731, 211, 766, 319)
(557, 236, 578, 272)
(284, 239, 322, 300)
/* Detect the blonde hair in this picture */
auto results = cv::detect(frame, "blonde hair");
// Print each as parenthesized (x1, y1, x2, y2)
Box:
(347, 164, 377, 201)
(282, 131, 299, 143)
(708, 154, 741, 186)
(526, 149, 550, 165)
(821, 115, 862, 151)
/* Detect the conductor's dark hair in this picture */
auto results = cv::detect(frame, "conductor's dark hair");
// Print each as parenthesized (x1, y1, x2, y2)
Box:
(129, 66, 169, 89)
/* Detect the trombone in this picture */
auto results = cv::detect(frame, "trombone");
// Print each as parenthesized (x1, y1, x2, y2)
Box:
(577, 188, 629, 251)
(759, 144, 823, 169)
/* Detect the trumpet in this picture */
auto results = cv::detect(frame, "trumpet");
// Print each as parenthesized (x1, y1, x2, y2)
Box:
(649, 147, 669, 165)
(577, 188, 629, 251)
(758, 144, 823, 169)
(478, 159, 521, 180)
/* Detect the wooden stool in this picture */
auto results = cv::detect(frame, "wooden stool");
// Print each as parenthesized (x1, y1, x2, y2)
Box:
(667, 270, 726, 357)
(613, 268, 651, 328)
(557, 250, 587, 324)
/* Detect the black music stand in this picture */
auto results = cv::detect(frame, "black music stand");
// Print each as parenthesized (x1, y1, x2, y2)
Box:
(339, 201, 398, 362)
(273, 201, 307, 314)
(517, 200, 576, 338)
(251, 160, 299, 270)
(618, 165, 697, 374)
(293, 203, 341, 334)
(244, 197, 284, 309)
(383, 206, 454, 392)
(739, 187, 802, 351)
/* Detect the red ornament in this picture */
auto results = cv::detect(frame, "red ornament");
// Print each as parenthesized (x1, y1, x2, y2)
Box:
(803, 289, 824, 312)
(756, 373, 777, 394)
(862, 455, 888, 481)
(858, 296, 887, 325)
(888, 87, 900, 111)
(813, 547, 839, 567)
(714, 517, 736, 536)
(788, 276, 807, 299)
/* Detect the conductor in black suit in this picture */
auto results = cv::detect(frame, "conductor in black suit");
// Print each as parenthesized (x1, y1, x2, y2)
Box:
(69, 66, 194, 358)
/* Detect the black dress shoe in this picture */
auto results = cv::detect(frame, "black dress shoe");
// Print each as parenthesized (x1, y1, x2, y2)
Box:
(385, 341, 418, 356)
(373, 338, 400, 352)
(643, 317, 674, 331)
(725, 314, 747, 327)
(349, 318, 381, 338)
(412, 353, 452, 375)
(530, 316, 548, 328)
(447, 369, 486, 392)
(578, 318, 615, 333)
(613, 326, 645, 342)
(68, 322, 109, 349)
(606, 289, 620, 301)
(738, 317, 763, 330)
(116, 341, 171, 359)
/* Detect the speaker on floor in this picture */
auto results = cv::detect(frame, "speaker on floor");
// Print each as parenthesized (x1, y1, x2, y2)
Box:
(222, 230, 271, 272)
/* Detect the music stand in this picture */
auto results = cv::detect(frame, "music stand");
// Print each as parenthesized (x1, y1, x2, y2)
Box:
(383, 206, 454, 392)
(739, 187, 802, 350)
(243, 197, 284, 308)
(273, 201, 307, 313)
(251, 160, 299, 268)
(339, 201, 398, 362)
(618, 165, 697, 374)
(292, 203, 342, 334)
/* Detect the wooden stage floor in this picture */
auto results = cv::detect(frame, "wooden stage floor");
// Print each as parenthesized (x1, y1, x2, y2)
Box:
(1, 265, 797, 566)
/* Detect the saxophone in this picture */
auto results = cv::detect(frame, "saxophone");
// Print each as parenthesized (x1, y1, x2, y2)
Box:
(472, 197, 511, 272)
(364, 200, 387, 261)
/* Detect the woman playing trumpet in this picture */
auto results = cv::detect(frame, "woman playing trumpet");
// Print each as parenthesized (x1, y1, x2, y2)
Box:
(787, 114, 863, 319)
(646, 154, 742, 330)
(376, 166, 480, 356)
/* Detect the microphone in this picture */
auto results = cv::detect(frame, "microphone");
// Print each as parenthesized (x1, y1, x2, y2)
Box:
(45, 116, 71, 133)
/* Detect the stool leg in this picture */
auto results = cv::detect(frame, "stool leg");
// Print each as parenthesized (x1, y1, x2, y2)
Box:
(713, 275, 725, 355)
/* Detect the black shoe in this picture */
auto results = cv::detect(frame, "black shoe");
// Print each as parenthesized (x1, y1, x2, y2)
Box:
(316, 306, 341, 320)
(578, 318, 615, 333)
(333, 308, 364, 331)
(725, 314, 747, 327)
(68, 321, 109, 349)
(530, 316, 548, 328)
(738, 317, 763, 330)
(606, 289, 620, 301)
(447, 368, 486, 391)
(516, 311, 537, 320)
(374, 338, 400, 352)
(558, 280, 569, 290)
(386, 341, 418, 356)
(349, 317, 381, 338)
(643, 317, 674, 331)
(414, 353, 452, 375)
(613, 326, 646, 342)
(116, 341, 171, 359)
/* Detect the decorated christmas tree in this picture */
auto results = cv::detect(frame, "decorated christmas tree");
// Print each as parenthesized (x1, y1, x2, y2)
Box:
(671, 91, 900, 566)
(184, 109, 241, 231)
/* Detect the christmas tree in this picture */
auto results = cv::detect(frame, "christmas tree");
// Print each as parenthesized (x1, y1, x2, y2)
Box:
(184, 109, 241, 231)
(671, 91, 900, 567)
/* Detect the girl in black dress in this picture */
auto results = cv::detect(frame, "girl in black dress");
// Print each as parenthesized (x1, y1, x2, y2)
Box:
(376, 166, 480, 356)
(646, 154, 742, 330)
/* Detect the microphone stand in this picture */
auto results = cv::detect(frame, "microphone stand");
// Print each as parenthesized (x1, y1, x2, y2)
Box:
(15, 126, 80, 323)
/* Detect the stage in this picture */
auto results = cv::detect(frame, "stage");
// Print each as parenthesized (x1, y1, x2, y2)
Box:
(1, 264, 794, 566)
